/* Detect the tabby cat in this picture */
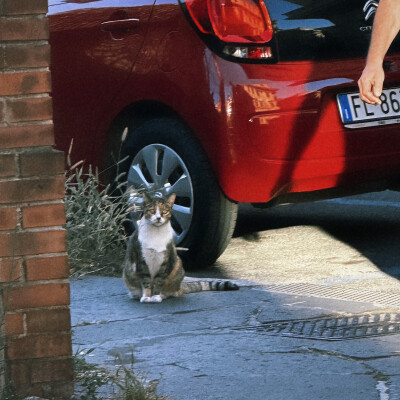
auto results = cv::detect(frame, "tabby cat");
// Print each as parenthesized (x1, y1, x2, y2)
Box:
(123, 192, 238, 303)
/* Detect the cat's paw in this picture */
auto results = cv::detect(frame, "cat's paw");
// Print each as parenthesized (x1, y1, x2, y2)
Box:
(150, 295, 163, 303)
(140, 295, 163, 303)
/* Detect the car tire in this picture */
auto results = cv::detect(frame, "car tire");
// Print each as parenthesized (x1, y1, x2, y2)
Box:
(120, 117, 238, 268)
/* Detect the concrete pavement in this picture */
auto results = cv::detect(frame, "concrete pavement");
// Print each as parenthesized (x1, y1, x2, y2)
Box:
(71, 275, 400, 400)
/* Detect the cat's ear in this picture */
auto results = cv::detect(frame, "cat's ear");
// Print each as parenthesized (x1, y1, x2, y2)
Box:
(167, 193, 176, 207)
(142, 192, 152, 204)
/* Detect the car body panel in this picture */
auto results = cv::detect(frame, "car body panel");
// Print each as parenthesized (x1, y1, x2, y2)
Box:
(49, 0, 400, 204)
(48, 0, 155, 165)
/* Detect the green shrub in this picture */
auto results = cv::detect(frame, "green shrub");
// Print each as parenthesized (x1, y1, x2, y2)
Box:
(74, 348, 111, 399)
(112, 363, 167, 400)
(64, 165, 134, 277)
(74, 349, 167, 400)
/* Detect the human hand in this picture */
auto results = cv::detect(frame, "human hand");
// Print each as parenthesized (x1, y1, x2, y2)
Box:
(358, 63, 385, 105)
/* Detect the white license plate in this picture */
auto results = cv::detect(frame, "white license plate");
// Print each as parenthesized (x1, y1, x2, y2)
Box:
(337, 87, 400, 128)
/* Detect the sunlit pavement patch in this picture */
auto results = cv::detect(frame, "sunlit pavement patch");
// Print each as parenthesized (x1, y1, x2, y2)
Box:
(236, 312, 400, 341)
(259, 283, 400, 308)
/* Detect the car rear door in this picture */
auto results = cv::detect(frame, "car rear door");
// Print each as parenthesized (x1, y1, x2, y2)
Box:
(48, 0, 155, 163)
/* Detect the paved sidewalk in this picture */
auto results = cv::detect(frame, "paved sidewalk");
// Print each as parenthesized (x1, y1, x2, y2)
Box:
(71, 276, 400, 400)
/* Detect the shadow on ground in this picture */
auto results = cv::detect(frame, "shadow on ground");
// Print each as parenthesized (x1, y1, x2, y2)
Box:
(231, 192, 400, 280)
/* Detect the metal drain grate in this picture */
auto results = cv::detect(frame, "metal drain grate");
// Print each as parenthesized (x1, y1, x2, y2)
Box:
(260, 283, 400, 308)
(237, 312, 400, 341)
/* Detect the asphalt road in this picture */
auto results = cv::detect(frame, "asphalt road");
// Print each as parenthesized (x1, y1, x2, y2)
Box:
(71, 190, 400, 400)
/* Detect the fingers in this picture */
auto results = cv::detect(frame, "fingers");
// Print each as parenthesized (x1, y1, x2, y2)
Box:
(358, 65, 384, 105)
(358, 76, 383, 104)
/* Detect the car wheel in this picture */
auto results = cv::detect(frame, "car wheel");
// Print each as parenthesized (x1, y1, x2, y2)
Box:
(120, 117, 238, 268)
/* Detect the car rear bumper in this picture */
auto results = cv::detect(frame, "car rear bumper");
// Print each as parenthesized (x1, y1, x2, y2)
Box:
(201, 56, 400, 203)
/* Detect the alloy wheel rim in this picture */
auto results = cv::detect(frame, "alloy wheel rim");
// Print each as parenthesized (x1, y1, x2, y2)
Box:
(127, 144, 194, 244)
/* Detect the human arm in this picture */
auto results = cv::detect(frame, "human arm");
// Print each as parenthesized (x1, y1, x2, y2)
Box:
(358, 0, 400, 104)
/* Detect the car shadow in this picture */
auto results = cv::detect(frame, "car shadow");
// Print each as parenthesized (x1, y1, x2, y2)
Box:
(233, 193, 400, 280)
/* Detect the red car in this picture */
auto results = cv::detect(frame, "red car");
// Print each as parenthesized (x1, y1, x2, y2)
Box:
(48, 0, 400, 267)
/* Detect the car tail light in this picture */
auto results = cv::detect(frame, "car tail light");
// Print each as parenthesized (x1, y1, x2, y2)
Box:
(183, 0, 274, 60)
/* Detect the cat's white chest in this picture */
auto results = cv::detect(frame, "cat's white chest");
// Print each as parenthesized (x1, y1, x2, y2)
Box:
(141, 248, 166, 278)
(138, 219, 173, 278)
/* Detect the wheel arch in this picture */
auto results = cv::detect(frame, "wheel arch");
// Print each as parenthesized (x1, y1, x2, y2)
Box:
(101, 100, 210, 185)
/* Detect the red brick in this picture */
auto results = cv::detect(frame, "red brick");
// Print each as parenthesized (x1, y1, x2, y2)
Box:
(0, 71, 51, 96)
(22, 203, 66, 228)
(5, 44, 50, 69)
(0, 100, 5, 122)
(0, 229, 66, 257)
(0, 234, 13, 257)
(0, 257, 22, 282)
(7, 96, 53, 122)
(0, 48, 4, 69)
(9, 367, 74, 398)
(26, 308, 71, 334)
(0, 5, 72, 397)
(20, 149, 65, 177)
(0, 123, 54, 149)
(0, 206, 17, 230)
(9, 360, 30, 387)
(38, 381, 74, 399)
(0, 17, 48, 41)
(0, 153, 16, 177)
(26, 255, 69, 281)
(4, 312, 25, 335)
(7, 333, 72, 360)
(19, 383, 45, 399)
(0, 176, 65, 204)
(31, 358, 73, 384)
(4, 0, 48, 15)
(3, 283, 70, 310)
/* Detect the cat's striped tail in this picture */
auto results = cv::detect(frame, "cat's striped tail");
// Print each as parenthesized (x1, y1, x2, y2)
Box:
(180, 279, 239, 294)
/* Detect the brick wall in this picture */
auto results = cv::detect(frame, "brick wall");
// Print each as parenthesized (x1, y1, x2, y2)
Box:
(0, 0, 73, 398)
